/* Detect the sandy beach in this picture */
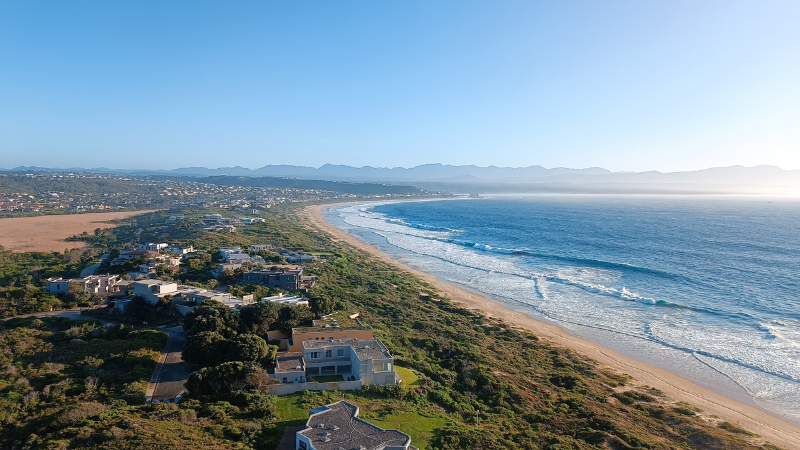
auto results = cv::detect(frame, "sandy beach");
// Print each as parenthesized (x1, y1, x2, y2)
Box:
(303, 202, 800, 449)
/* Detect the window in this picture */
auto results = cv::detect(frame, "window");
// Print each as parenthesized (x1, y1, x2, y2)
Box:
(376, 362, 392, 372)
(309, 351, 319, 359)
(337, 349, 345, 357)
(299, 441, 307, 450)
(325, 350, 332, 358)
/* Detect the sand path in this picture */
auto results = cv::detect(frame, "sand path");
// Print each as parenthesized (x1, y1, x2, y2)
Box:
(303, 203, 800, 449)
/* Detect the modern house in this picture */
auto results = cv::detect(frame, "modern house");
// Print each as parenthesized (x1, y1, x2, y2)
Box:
(242, 266, 315, 292)
(46, 275, 125, 297)
(130, 279, 247, 309)
(262, 294, 309, 307)
(137, 243, 168, 252)
(268, 312, 375, 354)
(131, 279, 178, 304)
(296, 401, 412, 450)
(271, 337, 399, 394)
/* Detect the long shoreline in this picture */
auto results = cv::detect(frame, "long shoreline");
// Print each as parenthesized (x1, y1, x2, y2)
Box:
(302, 202, 800, 449)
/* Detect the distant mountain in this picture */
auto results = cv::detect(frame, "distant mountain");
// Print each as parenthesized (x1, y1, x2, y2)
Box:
(4, 164, 800, 195)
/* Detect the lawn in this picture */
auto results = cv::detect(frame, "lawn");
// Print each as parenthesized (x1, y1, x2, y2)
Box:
(395, 366, 421, 388)
(361, 410, 448, 449)
(313, 374, 345, 383)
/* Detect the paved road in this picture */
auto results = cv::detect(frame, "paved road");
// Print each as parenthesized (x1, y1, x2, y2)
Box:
(148, 326, 190, 402)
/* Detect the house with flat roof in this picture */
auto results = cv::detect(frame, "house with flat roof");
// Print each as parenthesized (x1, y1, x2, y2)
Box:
(46, 274, 125, 297)
(268, 312, 375, 354)
(242, 266, 315, 292)
(296, 401, 412, 450)
(271, 337, 398, 394)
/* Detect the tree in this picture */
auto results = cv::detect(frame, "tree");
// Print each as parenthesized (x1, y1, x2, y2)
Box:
(186, 361, 274, 396)
(275, 304, 314, 331)
(182, 331, 226, 367)
(66, 281, 91, 305)
(218, 269, 237, 285)
(183, 300, 239, 338)
(308, 291, 340, 316)
(239, 301, 280, 335)
(206, 279, 218, 290)
(226, 334, 269, 362)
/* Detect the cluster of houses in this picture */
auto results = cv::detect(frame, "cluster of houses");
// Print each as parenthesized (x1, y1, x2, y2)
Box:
(105, 243, 193, 280)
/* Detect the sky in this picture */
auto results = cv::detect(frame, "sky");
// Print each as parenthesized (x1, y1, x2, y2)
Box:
(1, 1, 799, 172)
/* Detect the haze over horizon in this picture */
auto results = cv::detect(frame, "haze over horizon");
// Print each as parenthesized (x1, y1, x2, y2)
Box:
(2, 1, 799, 171)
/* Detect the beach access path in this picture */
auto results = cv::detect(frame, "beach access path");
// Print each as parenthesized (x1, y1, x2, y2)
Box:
(302, 203, 800, 450)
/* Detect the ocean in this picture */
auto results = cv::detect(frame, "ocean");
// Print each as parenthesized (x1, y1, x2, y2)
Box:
(326, 195, 800, 424)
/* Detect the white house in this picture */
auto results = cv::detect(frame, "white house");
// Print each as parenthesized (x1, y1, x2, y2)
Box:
(138, 243, 168, 252)
(46, 275, 124, 297)
(272, 338, 399, 387)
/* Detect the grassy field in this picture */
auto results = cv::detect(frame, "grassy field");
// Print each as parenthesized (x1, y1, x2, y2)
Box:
(395, 366, 421, 388)
(0, 210, 157, 252)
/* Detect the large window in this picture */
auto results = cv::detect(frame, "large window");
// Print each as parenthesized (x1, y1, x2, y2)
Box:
(376, 362, 392, 372)
(337, 349, 345, 357)
(309, 351, 319, 359)
(325, 350, 332, 358)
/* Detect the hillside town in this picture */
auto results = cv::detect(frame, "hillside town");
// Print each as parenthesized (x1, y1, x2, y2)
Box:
(0, 171, 431, 215)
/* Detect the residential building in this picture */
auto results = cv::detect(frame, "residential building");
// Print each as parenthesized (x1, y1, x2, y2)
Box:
(46, 275, 125, 297)
(242, 266, 315, 291)
(268, 312, 375, 354)
(131, 280, 178, 304)
(118, 248, 148, 260)
(262, 294, 309, 307)
(163, 244, 194, 255)
(138, 243, 167, 252)
(218, 247, 242, 260)
(296, 401, 412, 450)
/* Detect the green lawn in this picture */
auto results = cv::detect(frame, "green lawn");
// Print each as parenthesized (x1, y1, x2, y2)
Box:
(273, 394, 310, 423)
(395, 366, 421, 388)
(361, 410, 447, 449)
(313, 374, 345, 383)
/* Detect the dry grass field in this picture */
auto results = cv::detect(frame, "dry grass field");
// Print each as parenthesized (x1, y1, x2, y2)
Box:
(0, 210, 157, 252)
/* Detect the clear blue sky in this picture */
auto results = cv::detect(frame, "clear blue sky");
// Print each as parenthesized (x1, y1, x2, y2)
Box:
(1, 1, 798, 172)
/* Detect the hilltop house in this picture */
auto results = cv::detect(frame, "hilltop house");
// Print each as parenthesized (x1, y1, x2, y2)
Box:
(296, 401, 412, 450)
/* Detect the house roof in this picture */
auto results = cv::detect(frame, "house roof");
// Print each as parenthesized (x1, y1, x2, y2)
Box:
(275, 356, 305, 373)
(302, 338, 392, 361)
(299, 401, 410, 450)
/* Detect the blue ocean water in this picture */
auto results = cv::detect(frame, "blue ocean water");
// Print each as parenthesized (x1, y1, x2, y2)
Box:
(327, 195, 800, 423)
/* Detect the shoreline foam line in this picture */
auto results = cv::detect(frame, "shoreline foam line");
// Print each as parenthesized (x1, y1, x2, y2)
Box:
(302, 202, 800, 450)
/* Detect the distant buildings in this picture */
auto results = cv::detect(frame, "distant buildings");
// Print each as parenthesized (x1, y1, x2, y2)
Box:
(295, 401, 411, 450)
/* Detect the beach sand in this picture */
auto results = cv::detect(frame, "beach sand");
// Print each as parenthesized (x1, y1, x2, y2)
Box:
(303, 203, 800, 449)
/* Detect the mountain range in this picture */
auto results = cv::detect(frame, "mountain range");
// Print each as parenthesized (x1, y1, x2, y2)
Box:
(4, 164, 800, 195)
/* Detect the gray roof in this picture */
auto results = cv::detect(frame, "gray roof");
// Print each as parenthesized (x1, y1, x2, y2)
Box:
(275, 356, 305, 373)
(299, 401, 410, 450)
(302, 338, 392, 361)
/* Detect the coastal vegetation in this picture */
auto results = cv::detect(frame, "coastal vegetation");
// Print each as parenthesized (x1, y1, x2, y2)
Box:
(0, 205, 788, 449)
